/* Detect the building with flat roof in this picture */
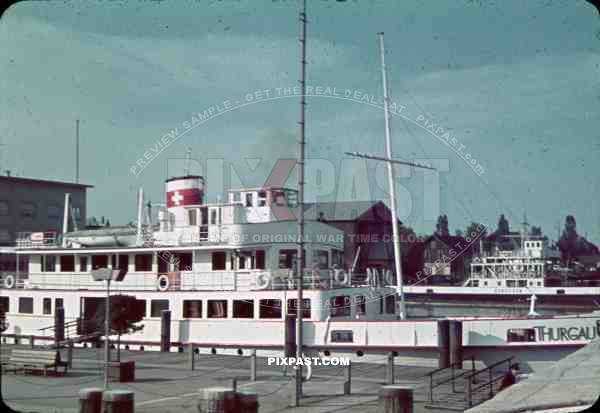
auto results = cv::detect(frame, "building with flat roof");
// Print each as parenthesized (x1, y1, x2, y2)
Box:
(0, 175, 92, 246)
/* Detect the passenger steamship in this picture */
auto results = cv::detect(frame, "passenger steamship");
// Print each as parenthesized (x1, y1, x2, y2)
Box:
(1, 174, 600, 372)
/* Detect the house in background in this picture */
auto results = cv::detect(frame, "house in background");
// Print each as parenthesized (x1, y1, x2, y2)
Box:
(304, 200, 418, 276)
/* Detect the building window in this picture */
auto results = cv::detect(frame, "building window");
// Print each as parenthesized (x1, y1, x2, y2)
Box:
(42, 255, 56, 272)
(0, 296, 9, 313)
(20, 202, 36, 218)
(134, 254, 152, 272)
(287, 299, 311, 319)
(233, 300, 254, 318)
(19, 297, 33, 314)
(329, 296, 351, 317)
(79, 256, 88, 272)
(212, 251, 227, 270)
(0, 200, 9, 216)
(91, 255, 108, 270)
(188, 209, 197, 226)
(210, 209, 217, 225)
(331, 330, 354, 343)
(207, 300, 227, 318)
(259, 299, 282, 319)
(255, 250, 266, 270)
(43, 298, 52, 315)
(356, 295, 366, 315)
(60, 255, 75, 272)
(183, 300, 202, 318)
(150, 300, 169, 317)
(55, 298, 63, 310)
(385, 295, 396, 314)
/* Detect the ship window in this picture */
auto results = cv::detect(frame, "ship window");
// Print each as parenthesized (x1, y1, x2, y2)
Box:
(385, 295, 396, 314)
(20, 202, 36, 218)
(279, 249, 297, 269)
(245, 193, 253, 207)
(0, 296, 9, 313)
(379, 295, 384, 314)
(55, 298, 63, 309)
(188, 209, 197, 226)
(259, 299, 282, 319)
(506, 280, 516, 287)
(537, 281, 542, 286)
(557, 289, 565, 295)
(329, 295, 351, 317)
(518, 280, 527, 287)
(175, 253, 192, 271)
(255, 250, 265, 269)
(183, 300, 202, 318)
(18, 297, 33, 314)
(233, 300, 254, 318)
(117, 255, 129, 272)
(471, 279, 479, 287)
(238, 253, 246, 270)
(507, 328, 536, 343)
(43, 298, 52, 315)
(207, 300, 227, 318)
(287, 299, 311, 318)
(91, 255, 108, 270)
(356, 295, 366, 315)
(42, 255, 56, 272)
(314, 250, 329, 269)
(331, 330, 354, 343)
(210, 209, 217, 225)
(60, 255, 75, 272)
(258, 191, 267, 207)
(150, 300, 169, 317)
(287, 191, 298, 207)
(212, 251, 227, 270)
(79, 256, 88, 272)
(134, 254, 153, 272)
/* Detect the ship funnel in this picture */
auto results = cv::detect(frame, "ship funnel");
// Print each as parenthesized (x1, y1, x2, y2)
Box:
(165, 175, 205, 227)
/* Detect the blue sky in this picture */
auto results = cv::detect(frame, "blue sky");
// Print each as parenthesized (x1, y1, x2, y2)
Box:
(0, 0, 599, 243)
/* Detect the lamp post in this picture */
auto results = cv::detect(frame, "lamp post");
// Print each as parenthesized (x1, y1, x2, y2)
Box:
(92, 267, 125, 390)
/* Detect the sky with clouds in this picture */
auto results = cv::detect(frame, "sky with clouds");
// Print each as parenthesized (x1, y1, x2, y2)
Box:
(0, 0, 598, 243)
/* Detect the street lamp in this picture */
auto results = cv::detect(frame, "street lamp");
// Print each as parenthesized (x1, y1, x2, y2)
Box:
(91, 267, 126, 389)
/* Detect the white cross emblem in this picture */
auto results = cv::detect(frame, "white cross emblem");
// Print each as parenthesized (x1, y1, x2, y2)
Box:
(171, 191, 184, 206)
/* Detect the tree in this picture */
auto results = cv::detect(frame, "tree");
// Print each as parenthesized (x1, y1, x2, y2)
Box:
(465, 222, 489, 254)
(435, 215, 450, 237)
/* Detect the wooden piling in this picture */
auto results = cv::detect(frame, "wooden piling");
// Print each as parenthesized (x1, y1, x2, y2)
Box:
(386, 352, 395, 384)
(78, 388, 103, 413)
(189, 343, 195, 371)
(250, 349, 257, 381)
(102, 390, 134, 413)
(343, 361, 352, 395)
(379, 385, 413, 413)
(55, 307, 65, 344)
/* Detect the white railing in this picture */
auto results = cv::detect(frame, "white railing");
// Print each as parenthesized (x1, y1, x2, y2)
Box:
(15, 232, 59, 248)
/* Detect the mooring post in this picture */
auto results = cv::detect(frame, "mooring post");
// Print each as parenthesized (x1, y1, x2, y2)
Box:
(54, 306, 65, 345)
(30, 334, 35, 349)
(379, 385, 413, 413)
(67, 340, 73, 369)
(386, 352, 395, 384)
(160, 310, 171, 352)
(437, 319, 450, 369)
(343, 360, 352, 395)
(102, 390, 134, 413)
(78, 388, 103, 413)
(250, 349, 257, 381)
(197, 387, 237, 413)
(189, 343, 195, 371)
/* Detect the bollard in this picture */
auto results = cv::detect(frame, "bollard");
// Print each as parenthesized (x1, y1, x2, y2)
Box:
(343, 361, 352, 395)
(386, 352, 395, 384)
(160, 310, 171, 352)
(437, 319, 450, 369)
(197, 387, 237, 413)
(102, 390, 134, 413)
(379, 385, 413, 413)
(30, 335, 35, 348)
(449, 320, 463, 369)
(237, 391, 259, 413)
(189, 343, 195, 371)
(55, 307, 65, 344)
(67, 341, 74, 369)
(78, 388, 103, 413)
(250, 349, 257, 381)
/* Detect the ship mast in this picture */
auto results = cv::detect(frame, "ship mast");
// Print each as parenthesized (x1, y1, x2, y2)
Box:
(294, 0, 307, 406)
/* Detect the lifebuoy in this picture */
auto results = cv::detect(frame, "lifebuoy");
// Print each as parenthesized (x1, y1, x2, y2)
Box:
(512, 264, 524, 273)
(157, 274, 169, 292)
(255, 272, 271, 290)
(334, 269, 349, 285)
(3, 274, 15, 289)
